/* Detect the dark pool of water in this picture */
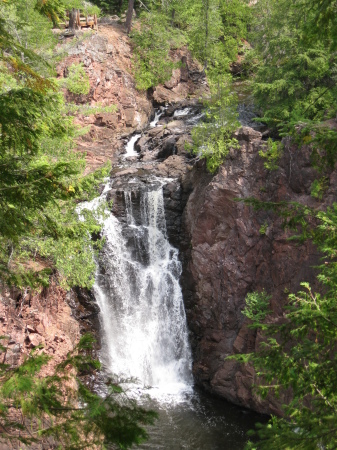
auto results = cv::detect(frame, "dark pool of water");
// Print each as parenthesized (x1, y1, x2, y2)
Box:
(137, 387, 267, 450)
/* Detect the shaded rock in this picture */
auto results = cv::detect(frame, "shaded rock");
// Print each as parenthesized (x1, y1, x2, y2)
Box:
(74, 287, 100, 314)
(95, 113, 118, 129)
(135, 135, 150, 152)
(141, 150, 158, 162)
(157, 136, 177, 159)
(234, 126, 262, 143)
(26, 333, 44, 348)
(113, 167, 138, 177)
(179, 127, 330, 415)
(123, 107, 136, 127)
(164, 68, 181, 89)
(153, 85, 182, 104)
(176, 135, 192, 156)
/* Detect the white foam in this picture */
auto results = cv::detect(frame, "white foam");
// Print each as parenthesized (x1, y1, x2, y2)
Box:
(91, 184, 193, 403)
(173, 108, 191, 118)
(124, 134, 141, 157)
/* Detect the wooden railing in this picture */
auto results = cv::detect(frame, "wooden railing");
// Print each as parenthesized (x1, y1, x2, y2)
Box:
(60, 10, 98, 30)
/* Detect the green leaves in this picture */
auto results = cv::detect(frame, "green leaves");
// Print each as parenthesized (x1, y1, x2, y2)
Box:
(258, 139, 283, 171)
(0, 334, 157, 448)
(131, 0, 251, 90)
(232, 200, 337, 448)
(0, 0, 112, 289)
(131, 9, 186, 90)
(191, 74, 239, 172)
(243, 291, 271, 327)
(65, 63, 91, 96)
(249, 0, 337, 134)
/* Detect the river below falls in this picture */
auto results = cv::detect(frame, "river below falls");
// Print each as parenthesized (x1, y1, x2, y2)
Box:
(136, 388, 264, 449)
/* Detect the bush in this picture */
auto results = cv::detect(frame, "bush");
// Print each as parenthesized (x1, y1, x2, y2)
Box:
(65, 63, 90, 95)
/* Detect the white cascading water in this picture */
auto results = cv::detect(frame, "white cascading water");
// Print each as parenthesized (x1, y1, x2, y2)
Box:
(149, 110, 164, 128)
(124, 134, 141, 157)
(90, 181, 192, 397)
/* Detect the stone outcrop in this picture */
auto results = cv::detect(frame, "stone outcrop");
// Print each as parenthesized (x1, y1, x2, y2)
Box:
(0, 281, 102, 375)
(152, 48, 209, 105)
(0, 282, 80, 374)
(56, 24, 153, 172)
(179, 125, 337, 415)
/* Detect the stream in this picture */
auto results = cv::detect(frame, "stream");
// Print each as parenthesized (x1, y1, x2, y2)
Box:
(83, 103, 265, 449)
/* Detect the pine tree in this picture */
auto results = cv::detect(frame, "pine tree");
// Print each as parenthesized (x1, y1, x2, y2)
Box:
(231, 202, 337, 449)
(190, 73, 239, 173)
(249, 0, 337, 134)
(0, 0, 105, 288)
(0, 334, 156, 448)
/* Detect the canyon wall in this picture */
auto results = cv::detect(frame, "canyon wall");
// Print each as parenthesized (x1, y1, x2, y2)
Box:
(179, 126, 337, 415)
(5, 20, 336, 420)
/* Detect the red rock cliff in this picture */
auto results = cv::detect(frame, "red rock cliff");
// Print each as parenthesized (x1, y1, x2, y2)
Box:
(180, 126, 337, 415)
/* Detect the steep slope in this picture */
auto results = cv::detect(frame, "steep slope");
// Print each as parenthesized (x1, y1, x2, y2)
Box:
(179, 126, 337, 414)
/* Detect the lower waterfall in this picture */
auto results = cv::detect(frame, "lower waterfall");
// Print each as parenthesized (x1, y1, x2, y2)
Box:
(79, 111, 264, 448)
(93, 181, 192, 396)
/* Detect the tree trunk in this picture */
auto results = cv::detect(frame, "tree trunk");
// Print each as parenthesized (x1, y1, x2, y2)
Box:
(171, 8, 175, 27)
(69, 8, 80, 31)
(203, 0, 209, 71)
(125, 0, 135, 35)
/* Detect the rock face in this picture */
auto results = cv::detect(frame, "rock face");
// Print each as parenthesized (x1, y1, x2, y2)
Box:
(0, 282, 80, 373)
(179, 125, 337, 415)
(152, 48, 209, 105)
(56, 26, 208, 174)
(56, 24, 153, 173)
(102, 116, 335, 415)
(0, 282, 102, 375)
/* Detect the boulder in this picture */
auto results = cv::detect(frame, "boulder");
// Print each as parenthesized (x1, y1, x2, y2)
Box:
(157, 136, 177, 159)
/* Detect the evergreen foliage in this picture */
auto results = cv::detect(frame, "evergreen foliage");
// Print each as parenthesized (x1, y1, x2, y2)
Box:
(249, 0, 337, 135)
(0, 0, 107, 289)
(65, 63, 91, 95)
(190, 74, 239, 172)
(131, 9, 186, 90)
(230, 199, 337, 449)
(258, 139, 283, 171)
(0, 334, 157, 448)
(89, 0, 126, 15)
(131, 0, 251, 90)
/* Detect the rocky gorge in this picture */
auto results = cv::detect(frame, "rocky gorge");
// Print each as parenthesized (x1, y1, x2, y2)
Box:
(103, 97, 337, 416)
(2, 19, 337, 447)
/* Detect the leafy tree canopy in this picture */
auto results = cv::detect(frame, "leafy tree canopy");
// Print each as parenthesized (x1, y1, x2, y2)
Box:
(0, 0, 112, 289)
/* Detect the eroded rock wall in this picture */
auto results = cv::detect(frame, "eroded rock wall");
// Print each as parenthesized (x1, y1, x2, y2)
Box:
(180, 126, 337, 414)
(56, 24, 153, 172)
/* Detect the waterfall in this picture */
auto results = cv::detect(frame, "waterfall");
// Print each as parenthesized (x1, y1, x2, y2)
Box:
(92, 183, 192, 395)
(149, 110, 164, 128)
(124, 134, 141, 157)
